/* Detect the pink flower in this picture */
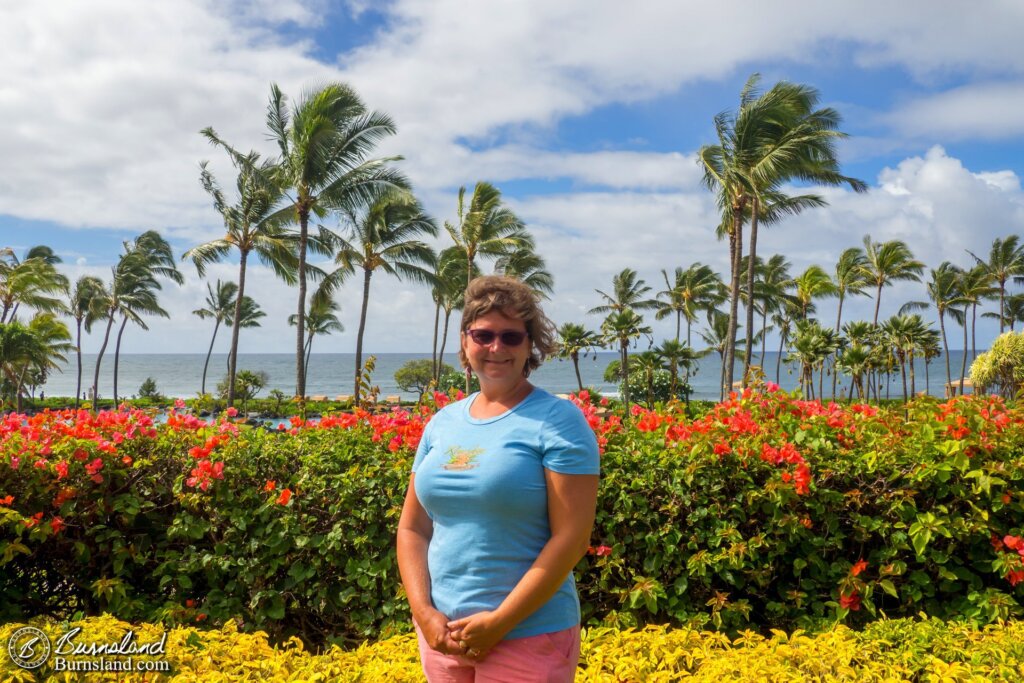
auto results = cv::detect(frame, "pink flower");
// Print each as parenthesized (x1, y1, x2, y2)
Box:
(225, 407, 238, 417)
(175, 399, 186, 410)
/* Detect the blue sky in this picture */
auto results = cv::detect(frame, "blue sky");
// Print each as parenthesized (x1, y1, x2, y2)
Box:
(2, 1, 1024, 354)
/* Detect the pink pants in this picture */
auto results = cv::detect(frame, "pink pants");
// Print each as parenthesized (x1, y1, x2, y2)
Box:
(415, 623, 581, 683)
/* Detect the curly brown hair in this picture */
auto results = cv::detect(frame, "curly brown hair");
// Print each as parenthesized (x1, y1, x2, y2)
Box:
(458, 275, 557, 377)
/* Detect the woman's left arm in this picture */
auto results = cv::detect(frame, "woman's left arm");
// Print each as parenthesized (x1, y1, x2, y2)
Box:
(447, 470, 599, 654)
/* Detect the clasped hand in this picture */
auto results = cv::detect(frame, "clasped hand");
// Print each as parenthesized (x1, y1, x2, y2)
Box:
(420, 608, 508, 660)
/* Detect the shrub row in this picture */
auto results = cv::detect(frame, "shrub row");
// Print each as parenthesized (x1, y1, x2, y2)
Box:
(3, 615, 1023, 682)
(2, 389, 1023, 647)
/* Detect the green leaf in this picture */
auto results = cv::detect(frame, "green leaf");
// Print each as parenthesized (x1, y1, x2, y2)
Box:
(879, 580, 898, 598)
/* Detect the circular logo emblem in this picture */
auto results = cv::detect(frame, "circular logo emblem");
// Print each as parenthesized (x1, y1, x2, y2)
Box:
(7, 626, 51, 670)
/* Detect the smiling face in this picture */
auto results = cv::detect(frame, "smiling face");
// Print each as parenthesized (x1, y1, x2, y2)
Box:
(461, 309, 532, 394)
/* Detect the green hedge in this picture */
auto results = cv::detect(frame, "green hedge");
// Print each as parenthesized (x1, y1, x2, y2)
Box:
(2, 390, 1023, 648)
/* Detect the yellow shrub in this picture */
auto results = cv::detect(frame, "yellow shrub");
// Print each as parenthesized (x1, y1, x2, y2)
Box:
(3, 616, 1024, 682)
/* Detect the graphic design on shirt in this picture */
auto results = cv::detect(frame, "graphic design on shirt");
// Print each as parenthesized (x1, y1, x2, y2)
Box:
(443, 445, 484, 471)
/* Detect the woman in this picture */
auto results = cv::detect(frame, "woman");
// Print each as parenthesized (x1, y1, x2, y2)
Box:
(397, 275, 600, 682)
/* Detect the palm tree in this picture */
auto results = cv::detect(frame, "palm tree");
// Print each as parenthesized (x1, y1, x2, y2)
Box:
(68, 276, 105, 408)
(656, 263, 726, 345)
(193, 281, 265, 396)
(698, 74, 866, 390)
(793, 265, 837, 320)
(859, 235, 925, 324)
(771, 297, 801, 385)
(829, 247, 869, 396)
(186, 150, 297, 407)
(322, 190, 437, 403)
(445, 181, 532, 289)
(968, 235, 1024, 333)
(752, 255, 792, 365)
(958, 263, 997, 370)
(924, 263, 966, 393)
(110, 232, 182, 406)
(600, 309, 651, 416)
(430, 247, 478, 383)
(494, 248, 554, 300)
(1003, 294, 1024, 331)
(700, 309, 746, 400)
(655, 338, 704, 402)
(0, 245, 69, 323)
(0, 314, 72, 411)
(590, 269, 659, 316)
(289, 295, 344, 382)
(225, 82, 407, 402)
(556, 322, 602, 392)
(788, 320, 838, 399)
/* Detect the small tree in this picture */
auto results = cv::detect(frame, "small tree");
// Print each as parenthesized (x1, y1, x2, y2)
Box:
(970, 330, 1024, 399)
(218, 369, 268, 414)
(396, 359, 453, 400)
(138, 377, 162, 401)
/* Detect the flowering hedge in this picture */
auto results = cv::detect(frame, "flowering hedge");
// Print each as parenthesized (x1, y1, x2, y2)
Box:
(2, 615, 1023, 681)
(2, 388, 1023, 647)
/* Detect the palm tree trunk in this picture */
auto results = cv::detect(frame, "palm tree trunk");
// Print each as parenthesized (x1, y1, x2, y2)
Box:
(354, 268, 373, 405)
(572, 351, 584, 392)
(201, 319, 221, 396)
(939, 312, 952, 396)
(999, 281, 1006, 334)
(431, 301, 441, 381)
(901, 356, 909, 403)
(909, 352, 917, 397)
(227, 250, 249, 407)
(776, 330, 786, 384)
(725, 215, 743, 391)
(113, 315, 129, 408)
(75, 318, 84, 409)
(621, 342, 631, 416)
(675, 310, 681, 344)
(92, 313, 115, 408)
(438, 309, 452, 383)
(873, 283, 883, 325)
(304, 330, 314, 382)
(832, 293, 846, 398)
(760, 309, 768, 366)
(742, 198, 760, 385)
(959, 310, 969, 395)
(295, 208, 310, 403)
(971, 302, 978, 362)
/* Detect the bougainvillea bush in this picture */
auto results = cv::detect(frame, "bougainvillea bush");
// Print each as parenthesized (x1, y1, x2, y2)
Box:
(2, 388, 1023, 647)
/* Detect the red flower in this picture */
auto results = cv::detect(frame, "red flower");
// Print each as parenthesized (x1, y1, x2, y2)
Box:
(49, 516, 65, 534)
(225, 406, 238, 417)
(55, 461, 69, 479)
(185, 599, 195, 608)
(276, 488, 293, 506)
(587, 545, 613, 556)
(0, 495, 13, 506)
(713, 441, 730, 456)
(839, 591, 861, 611)
(264, 480, 276, 492)
(850, 560, 868, 577)
(85, 458, 104, 484)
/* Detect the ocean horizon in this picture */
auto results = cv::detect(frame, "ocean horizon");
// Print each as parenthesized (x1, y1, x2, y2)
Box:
(35, 351, 981, 403)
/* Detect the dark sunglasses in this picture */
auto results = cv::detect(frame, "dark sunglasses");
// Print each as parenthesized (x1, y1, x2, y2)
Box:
(464, 328, 529, 347)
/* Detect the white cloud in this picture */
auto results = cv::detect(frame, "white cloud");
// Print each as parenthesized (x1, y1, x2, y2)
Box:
(884, 81, 1024, 141)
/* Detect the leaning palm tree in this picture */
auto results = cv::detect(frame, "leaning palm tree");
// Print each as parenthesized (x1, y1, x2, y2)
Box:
(600, 309, 652, 417)
(110, 232, 182, 406)
(289, 295, 344, 382)
(698, 74, 866, 389)
(859, 235, 925, 324)
(68, 275, 106, 408)
(494, 248, 554, 300)
(556, 322, 602, 392)
(186, 149, 297, 407)
(210, 82, 408, 402)
(0, 245, 69, 323)
(590, 268, 659, 316)
(1003, 293, 1024, 331)
(445, 181, 532, 289)
(968, 235, 1024, 334)
(321, 190, 437, 403)
(0, 314, 73, 411)
(958, 263, 997, 367)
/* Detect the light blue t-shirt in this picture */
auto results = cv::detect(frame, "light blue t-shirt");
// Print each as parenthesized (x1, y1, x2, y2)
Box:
(412, 386, 600, 639)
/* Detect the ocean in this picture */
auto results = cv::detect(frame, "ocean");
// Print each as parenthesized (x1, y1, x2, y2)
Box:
(38, 351, 979, 402)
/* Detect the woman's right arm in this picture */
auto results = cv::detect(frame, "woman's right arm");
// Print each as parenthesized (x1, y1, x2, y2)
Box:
(396, 474, 465, 655)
